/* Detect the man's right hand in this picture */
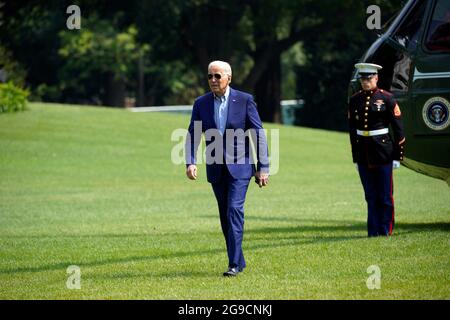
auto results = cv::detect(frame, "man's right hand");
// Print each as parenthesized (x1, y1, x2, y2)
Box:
(392, 160, 400, 169)
(186, 164, 197, 180)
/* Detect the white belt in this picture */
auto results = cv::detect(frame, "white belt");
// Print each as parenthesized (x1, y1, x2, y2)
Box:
(356, 128, 389, 137)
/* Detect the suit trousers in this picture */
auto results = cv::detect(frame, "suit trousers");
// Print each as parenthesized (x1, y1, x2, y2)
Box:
(211, 164, 250, 269)
(358, 163, 395, 237)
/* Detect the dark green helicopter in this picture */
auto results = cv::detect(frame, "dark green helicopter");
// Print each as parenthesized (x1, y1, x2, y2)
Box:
(349, 0, 450, 185)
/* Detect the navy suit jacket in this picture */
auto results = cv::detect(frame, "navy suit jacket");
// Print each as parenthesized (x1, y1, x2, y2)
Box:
(186, 87, 269, 183)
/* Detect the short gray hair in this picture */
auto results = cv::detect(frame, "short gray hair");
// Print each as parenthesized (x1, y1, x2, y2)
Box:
(208, 60, 232, 76)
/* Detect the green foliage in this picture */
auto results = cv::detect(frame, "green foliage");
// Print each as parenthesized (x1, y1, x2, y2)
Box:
(0, 2, 66, 102)
(0, 46, 27, 87)
(296, 0, 403, 130)
(281, 43, 305, 100)
(58, 17, 150, 104)
(0, 0, 407, 124)
(59, 21, 149, 81)
(0, 81, 29, 113)
(31, 83, 61, 102)
(155, 61, 205, 106)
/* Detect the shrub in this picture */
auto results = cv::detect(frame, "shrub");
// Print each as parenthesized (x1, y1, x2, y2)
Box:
(0, 81, 29, 113)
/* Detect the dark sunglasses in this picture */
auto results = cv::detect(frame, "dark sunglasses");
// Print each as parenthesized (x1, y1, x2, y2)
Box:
(208, 73, 222, 80)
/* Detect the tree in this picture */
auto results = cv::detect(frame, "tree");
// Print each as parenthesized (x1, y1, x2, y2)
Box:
(295, 0, 403, 130)
(0, 0, 404, 130)
(0, 46, 27, 87)
(240, 0, 310, 123)
(58, 17, 149, 106)
(178, 0, 310, 123)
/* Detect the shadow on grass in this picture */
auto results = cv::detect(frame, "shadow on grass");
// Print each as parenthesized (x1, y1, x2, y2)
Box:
(91, 270, 215, 281)
(246, 222, 450, 234)
(203, 214, 450, 229)
(0, 236, 357, 276)
(1, 219, 448, 276)
(396, 222, 450, 232)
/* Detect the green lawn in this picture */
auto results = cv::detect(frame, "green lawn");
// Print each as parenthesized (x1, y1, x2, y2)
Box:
(0, 103, 449, 299)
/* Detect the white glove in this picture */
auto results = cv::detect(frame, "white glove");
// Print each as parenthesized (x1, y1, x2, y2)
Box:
(393, 160, 400, 169)
(355, 163, 359, 172)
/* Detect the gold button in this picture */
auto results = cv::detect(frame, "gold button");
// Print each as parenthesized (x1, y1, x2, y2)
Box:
(364, 125, 368, 128)
(366, 102, 370, 105)
(401, 152, 403, 154)
(400, 157, 403, 160)
(365, 113, 368, 116)
(382, 139, 385, 143)
(366, 96, 370, 100)
(365, 119, 368, 122)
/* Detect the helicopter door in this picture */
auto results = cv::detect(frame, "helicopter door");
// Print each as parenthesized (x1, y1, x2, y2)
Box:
(411, 0, 450, 167)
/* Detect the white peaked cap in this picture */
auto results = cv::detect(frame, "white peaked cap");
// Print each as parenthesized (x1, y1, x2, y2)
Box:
(354, 63, 383, 74)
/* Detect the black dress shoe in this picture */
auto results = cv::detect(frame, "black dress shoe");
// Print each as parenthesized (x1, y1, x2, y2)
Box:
(223, 267, 240, 277)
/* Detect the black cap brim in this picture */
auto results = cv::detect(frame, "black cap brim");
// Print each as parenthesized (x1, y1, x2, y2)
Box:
(357, 73, 376, 79)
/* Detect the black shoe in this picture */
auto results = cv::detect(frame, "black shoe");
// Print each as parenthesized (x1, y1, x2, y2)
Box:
(223, 267, 241, 277)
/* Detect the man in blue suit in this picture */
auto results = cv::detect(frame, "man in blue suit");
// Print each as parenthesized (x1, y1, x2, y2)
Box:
(185, 61, 269, 277)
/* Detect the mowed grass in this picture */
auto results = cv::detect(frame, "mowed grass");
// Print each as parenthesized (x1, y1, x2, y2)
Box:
(0, 102, 449, 300)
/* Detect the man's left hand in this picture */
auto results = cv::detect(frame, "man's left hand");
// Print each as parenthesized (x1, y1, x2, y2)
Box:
(255, 171, 269, 188)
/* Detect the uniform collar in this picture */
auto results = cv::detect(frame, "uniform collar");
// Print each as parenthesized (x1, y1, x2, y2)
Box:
(363, 87, 378, 95)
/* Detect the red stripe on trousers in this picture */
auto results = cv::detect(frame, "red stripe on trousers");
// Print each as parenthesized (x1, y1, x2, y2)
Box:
(389, 170, 395, 235)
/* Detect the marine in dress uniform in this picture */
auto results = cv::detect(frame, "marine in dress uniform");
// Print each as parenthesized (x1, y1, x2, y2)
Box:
(348, 63, 406, 237)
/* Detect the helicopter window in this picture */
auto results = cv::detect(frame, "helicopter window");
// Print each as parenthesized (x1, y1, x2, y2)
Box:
(425, 0, 450, 52)
(392, 0, 427, 50)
